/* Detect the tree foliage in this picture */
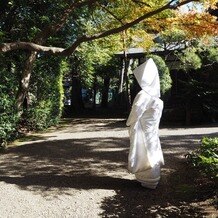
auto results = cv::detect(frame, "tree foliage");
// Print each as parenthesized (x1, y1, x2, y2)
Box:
(186, 137, 218, 179)
(0, 0, 217, 143)
(0, 53, 20, 147)
(175, 36, 218, 123)
(1, 0, 217, 55)
(23, 56, 65, 130)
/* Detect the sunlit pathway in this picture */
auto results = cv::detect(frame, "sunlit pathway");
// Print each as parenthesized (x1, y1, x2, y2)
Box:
(0, 118, 217, 217)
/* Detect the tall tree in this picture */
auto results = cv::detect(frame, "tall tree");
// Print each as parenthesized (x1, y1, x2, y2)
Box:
(0, 0, 217, 111)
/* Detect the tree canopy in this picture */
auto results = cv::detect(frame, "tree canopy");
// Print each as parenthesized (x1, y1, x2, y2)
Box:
(0, 0, 218, 145)
(1, 0, 217, 55)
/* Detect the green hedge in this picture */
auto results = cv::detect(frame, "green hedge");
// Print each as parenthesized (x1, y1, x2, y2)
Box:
(23, 57, 65, 131)
(0, 55, 65, 147)
(0, 89, 19, 148)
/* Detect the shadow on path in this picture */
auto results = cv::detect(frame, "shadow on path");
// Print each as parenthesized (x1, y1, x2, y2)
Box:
(0, 125, 216, 217)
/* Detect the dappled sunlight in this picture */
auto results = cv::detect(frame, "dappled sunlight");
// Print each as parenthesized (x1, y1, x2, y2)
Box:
(0, 134, 132, 197)
(98, 126, 217, 217)
(0, 118, 217, 216)
(54, 118, 127, 133)
(0, 137, 130, 178)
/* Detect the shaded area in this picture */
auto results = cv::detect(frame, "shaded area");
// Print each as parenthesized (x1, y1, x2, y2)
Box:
(100, 134, 217, 218)
(15, 134, 56, 143)
(0, 122, 217, 217)
(0, 137, 129, 196)
(100, 162, 215, 218)
(0, 174, 139, 192)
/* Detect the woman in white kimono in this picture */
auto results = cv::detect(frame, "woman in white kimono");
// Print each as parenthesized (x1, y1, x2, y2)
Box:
(126, 58, 164, 189)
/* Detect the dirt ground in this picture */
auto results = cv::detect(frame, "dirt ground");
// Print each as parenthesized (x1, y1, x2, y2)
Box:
(0, 118, 217, 218)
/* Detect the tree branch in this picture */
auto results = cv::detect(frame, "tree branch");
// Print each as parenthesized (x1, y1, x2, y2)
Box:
(98, 2, 125, 25)
(131, 0, 151, 7)
(34, 0, 98, 43)
(0, 42, 64, 54)
(63, 0, 195, 54)
(0, 0, 198, 55)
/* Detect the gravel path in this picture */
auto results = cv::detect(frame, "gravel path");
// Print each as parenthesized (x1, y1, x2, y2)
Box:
(0, 118, 217, 218)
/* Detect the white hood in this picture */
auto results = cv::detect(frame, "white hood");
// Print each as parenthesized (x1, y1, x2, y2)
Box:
(133, 58, 160, 98)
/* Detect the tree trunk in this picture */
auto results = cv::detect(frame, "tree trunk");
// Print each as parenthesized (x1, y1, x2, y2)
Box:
(118, 58, 125, 94)
(116, 55, 131, 110)
(92, 77, 97, 109)
(116, 59, 125, 108)
(101, 77, 110, 108)
(16, 51, 37, 111)
(124, 58, 131, 110)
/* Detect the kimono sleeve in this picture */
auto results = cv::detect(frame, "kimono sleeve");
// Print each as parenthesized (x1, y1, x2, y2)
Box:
(126, 91, 151, 126)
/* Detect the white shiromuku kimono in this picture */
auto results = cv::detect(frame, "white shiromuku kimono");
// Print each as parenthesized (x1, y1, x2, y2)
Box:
(126, 58, 164, 189)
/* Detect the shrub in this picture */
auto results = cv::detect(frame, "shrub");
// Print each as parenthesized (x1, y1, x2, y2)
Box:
(186, 137, 218, 179)
(0, 87, 19, 149)
(23, 57, 65, 131)
(0, 55, 65, 145)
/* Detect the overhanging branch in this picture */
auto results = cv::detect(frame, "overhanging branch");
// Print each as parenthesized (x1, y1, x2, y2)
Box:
(34, 0, 98, 43)
(0, 0, 198, 55)
(0, 42, 64, 54)
(63, 0, 195, 54)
